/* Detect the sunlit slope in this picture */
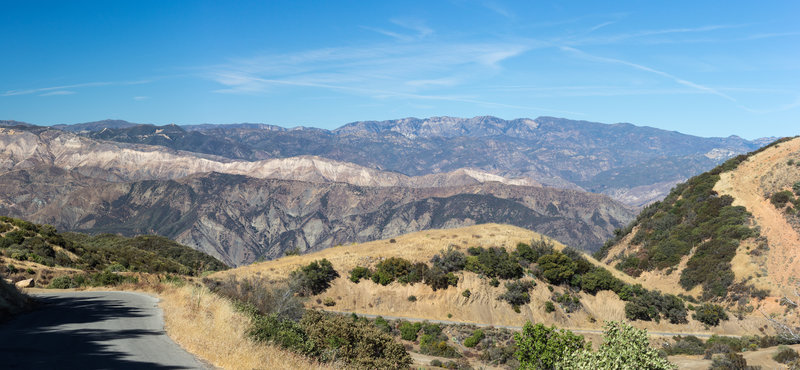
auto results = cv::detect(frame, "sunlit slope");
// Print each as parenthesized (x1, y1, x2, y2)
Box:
(214, 224, 762, 335)
(598, 136, 800, 310)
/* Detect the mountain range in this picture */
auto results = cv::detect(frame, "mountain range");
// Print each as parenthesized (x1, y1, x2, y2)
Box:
(0, 123, 633, 266)
(48, 116, 771, 206)
(0, 116, 773, 266)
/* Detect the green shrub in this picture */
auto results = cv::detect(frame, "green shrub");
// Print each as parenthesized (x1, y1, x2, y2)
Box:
(423, 267, 458, 291)
(489, 277, 500, 287)
(704, 335, 750, 353)
(793, 182, 800, 196)
(553, 292, 581, 313)
(464, 329, 485, 348)
(374, 257, 411, 285)
(407, 295, 417, 302)
(499, 280, 535, 309)
(289, 259, 339, 296)
(248, 314, 312, 354)
(349, 266, 371, 283)
(422, 322, 442, 336)
(430, 246, 466, 273)
(48, 275, 78, 289)
(558, 321, 676, 369)
(580, 267, 624, 294)
(399, 321, 422, 341)
(709, 352, 748, 369)
(514, 322, 587, 369)
(461, 289, 471, 298)
(693, 304, 729, 326)
(771, 190, 795, 207)
(465, 247, 523, 279)
(430, 359, 443, 367)
(373, 316, 391, 333)
(545, 301, 556, 313)
(537, 252, 578, 284)
(662, 335, 705, 355)
(420, 333, 460, 358)
(322, 297, 335, 306)
(773, 345, 799, 363)
(300, 310, 412, 368)
(621, 285, 687, 324)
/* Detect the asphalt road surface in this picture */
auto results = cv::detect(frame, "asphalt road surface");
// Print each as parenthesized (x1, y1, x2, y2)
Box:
(0, 291, 208, 369)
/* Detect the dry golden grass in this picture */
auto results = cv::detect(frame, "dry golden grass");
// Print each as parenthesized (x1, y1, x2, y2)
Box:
(155, 282, 330, 370)
(214, 224, 765, 336)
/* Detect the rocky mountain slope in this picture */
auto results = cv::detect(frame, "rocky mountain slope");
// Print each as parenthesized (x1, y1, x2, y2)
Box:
(58, 116, 769, 206)
(0, 125, 634, 266)
(597, 136, 800, 305)
(0, 125, 534, 188)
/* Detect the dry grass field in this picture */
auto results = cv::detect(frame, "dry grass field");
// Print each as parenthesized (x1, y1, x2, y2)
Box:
(156, 282, 331, 370)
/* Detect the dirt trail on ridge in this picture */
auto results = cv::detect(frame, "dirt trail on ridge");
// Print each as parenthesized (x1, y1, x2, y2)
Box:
(715, 137, 800, 295)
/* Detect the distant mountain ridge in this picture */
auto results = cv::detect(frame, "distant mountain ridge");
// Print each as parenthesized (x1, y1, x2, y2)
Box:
(47, 115, 768, 206)
(0, 126, 634, 266)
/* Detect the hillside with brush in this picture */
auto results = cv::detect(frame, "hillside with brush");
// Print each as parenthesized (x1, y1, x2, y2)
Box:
(211, 224, 766, 338)
(0, 216, 227, 289)
(597, 136, 800, 317)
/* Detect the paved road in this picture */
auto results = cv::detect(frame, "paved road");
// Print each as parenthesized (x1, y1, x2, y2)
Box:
(0, 291, 208, 369)
(321, 309, 740, 339)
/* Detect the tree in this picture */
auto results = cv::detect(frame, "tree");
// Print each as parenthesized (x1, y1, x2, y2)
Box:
(693, 303, 728, 327)
(514, 322, 587, 369)
(558, 321, 676, 369)
(537, 252, 577, 285)
(289, 259, 339, 296)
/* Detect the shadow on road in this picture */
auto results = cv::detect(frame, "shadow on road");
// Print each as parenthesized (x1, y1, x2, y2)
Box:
(0, 293, 194, 369)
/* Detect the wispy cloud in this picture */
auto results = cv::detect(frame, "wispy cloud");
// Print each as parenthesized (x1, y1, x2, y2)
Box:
(2, 79, 150, 97)
(559, 46, 739, 103)
(206, 40, 534, 97)
(566, 24, 746, 45)
(39, 90, 75, 96)
(362, 18, 433, 41)
(391, 18, 433, 38)
(743, 31, 800, 40)
(482, 1, 513, 19)
(360, 26, 413, 41)
(587, 21, 616, 33)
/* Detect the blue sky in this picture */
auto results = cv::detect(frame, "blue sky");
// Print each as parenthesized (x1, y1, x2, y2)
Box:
(1, 1, 798, 139)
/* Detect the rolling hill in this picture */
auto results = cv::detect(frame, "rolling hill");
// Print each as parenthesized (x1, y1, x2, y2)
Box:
(212, 224, 765, 336)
